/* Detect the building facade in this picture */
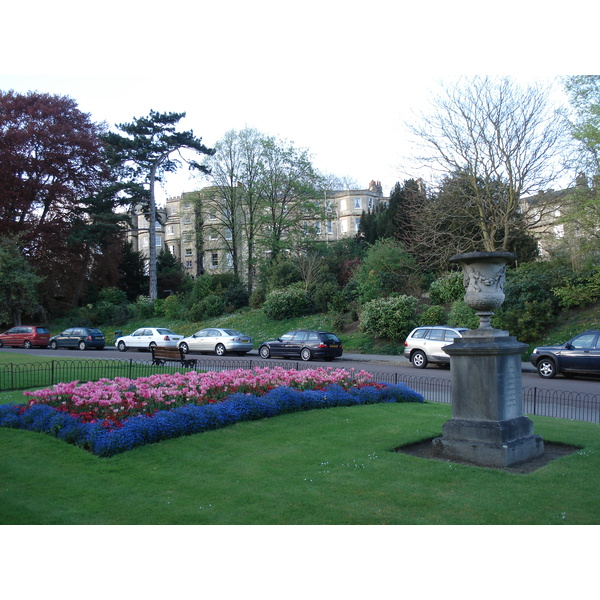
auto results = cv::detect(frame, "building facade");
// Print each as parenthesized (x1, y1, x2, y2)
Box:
(127, 180, 388, 279)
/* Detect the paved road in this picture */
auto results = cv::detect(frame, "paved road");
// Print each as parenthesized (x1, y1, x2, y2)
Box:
(3, 345, 599, 396)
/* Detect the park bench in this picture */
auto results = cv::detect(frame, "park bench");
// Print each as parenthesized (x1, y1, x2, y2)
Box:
(151, 346, 197, 369)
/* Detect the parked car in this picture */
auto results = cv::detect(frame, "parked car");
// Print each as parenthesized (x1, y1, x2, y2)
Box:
(49, 327, 105, 350)
(0, 325, 51, 349)
(258, 330, 343, 362)
(404, 325, 469, 369)
(179, 328, 253, 356)
(116, 328, 184, 352)
(530, 330, 600, 379)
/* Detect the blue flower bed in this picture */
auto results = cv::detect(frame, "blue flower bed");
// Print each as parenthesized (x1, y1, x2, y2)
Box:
(0, 383, 424, 457)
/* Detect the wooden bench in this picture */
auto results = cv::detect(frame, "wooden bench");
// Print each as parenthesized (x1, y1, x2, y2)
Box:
(151, 346, 197, 368)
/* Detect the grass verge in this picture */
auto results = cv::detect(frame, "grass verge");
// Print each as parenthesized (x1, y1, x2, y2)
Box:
(1, 391, 598, 524)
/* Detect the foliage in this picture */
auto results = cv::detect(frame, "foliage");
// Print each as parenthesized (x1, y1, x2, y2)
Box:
(418, 305, 447, 326)
(0, 236, 43, 325)
(354, 238, 419, 303)
(447, 300, 479, 329)
(428, 271, 464, 305)
(1, 368, 423, 456)
(408, 77, 568, 251)
(263, 286, 312, 320)
(102, 110, 214, 300)
(0, 90, 123, 315)
(551, 266, 600, 308)
(359, 295, 418, 340)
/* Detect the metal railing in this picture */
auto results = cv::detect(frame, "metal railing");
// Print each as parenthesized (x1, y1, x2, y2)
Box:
(1, 359, 598, 423)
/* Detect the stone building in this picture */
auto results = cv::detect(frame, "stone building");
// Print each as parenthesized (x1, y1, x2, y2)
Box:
(127, 180, 388, 280)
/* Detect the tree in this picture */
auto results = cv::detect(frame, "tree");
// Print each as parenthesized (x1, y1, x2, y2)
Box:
(0, 90, 113, 312)
(117, 241, 148, 301)
(564, 75, 600, 175)
(103, 110, 214, 300)
(0, 236, 43, 325)
(157, 247, 188, 297)
(256, 135, 325, 263)
(408, 77, 568, 251)
(202, 128, 264, 290)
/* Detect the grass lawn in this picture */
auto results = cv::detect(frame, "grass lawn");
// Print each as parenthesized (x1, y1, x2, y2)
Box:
(1, 383, 598, 524)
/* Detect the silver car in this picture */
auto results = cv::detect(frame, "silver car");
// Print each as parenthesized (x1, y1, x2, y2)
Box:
(179, 328, 253, 356)
(116, 328, 183, 352)
(404, 326, 469, 368)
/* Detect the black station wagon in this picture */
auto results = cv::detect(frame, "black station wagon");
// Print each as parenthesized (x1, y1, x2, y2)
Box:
(258, 330, 343, 362)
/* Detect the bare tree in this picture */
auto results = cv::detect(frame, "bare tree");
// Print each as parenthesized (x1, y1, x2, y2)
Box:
(407, 77, 569, 251)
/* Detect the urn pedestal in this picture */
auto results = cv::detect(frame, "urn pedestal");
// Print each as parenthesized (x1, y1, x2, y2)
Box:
(431, 252, 544, 468)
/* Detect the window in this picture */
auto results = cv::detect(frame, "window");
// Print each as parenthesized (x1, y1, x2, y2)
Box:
(368, 198, 373, 210)
(340, 199, 347, 211)
(155, 235, 162, 247)
(225, 228, 232, 240)
(315, 221, 321, 234)
(209, 213, 217, 221)
(354, 197, 361, 209)
(167, 225, 174, 234)
(327, 221, 333, 235)
(210, 253, 219, 268)
(340, 220, 348, 233)
(185, 248, 192, 256)
(185, 260, 192, 269)
(209, 229, 218, 241)
(355, 217, 360, 231)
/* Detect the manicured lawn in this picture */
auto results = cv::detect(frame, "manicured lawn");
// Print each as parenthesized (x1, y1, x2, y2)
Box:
(1, 388, 598, 524)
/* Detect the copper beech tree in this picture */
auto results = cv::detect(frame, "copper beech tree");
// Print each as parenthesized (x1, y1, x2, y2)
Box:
(0, 90, 118, 315)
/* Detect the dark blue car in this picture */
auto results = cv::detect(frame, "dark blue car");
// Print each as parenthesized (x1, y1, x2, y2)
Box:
(530, 330, 600, 378)
(49, 327, 106, 350)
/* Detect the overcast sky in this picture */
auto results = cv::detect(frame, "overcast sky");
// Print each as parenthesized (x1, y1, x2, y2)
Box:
(1, 2, 596, 204)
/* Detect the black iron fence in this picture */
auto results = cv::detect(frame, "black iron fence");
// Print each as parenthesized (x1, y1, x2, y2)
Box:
(1, 358, 598, 423)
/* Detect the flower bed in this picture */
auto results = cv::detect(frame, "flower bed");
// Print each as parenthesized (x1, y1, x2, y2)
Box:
(0, 367, 424, 457)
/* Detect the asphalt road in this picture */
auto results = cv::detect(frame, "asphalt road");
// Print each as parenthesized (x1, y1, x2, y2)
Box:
(2, 345, 599, 396)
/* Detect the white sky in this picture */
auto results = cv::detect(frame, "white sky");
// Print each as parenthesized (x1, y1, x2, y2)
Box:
(1, 2, 597, 204)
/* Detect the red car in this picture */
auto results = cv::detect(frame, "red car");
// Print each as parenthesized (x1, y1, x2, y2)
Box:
(0, 325, 51, 348)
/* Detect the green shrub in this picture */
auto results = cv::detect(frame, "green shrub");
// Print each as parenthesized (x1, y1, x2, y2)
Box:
(223, 283, 249, 310)
(551, 267, 600, 309)
(494, 298, 556, 342)
(263, 287, 311, 320)
(163, 295, 184, 320)
(98, 287, 128, 306)
(359, 295, 418, 340)
(418, 305, 447, 326)
(447, 300, 479, 329)
(249, 287, 266, 309)
(202, 294, 225, 318)
(313, 282, 340, 313)
(134, 296, 154, 319)
(428, 271, 464, 305)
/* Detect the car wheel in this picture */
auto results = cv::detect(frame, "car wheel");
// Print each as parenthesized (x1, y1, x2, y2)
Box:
(411, 350, 428, 369)
(180, 342, 189, 354)
(215, 343, 226, 356)
(537, 358, 557, 379)
(117, 341, 127, 352)
(50, 340, 58, 350)
(300, 348, 312, 362)
(259, 345, 271, 359)
(23, 340, 32, 349)
(78, 341, 86, 351)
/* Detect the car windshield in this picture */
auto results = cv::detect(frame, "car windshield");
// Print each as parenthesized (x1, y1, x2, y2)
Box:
(88, 329, 102, 334)
(157, 329, 176, 335)
(223, 329, 242, 336)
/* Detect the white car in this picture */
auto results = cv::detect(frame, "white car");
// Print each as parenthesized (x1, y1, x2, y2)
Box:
(404, 325, 469, 368)
(179, 328, 253, 356)
(116, 328, 183, 352)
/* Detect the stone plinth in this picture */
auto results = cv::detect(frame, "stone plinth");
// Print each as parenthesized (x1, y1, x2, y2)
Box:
(432, 329, 544, 468)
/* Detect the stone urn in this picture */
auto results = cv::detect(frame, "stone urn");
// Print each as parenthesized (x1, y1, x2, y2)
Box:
(450, 251, 516, 330)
